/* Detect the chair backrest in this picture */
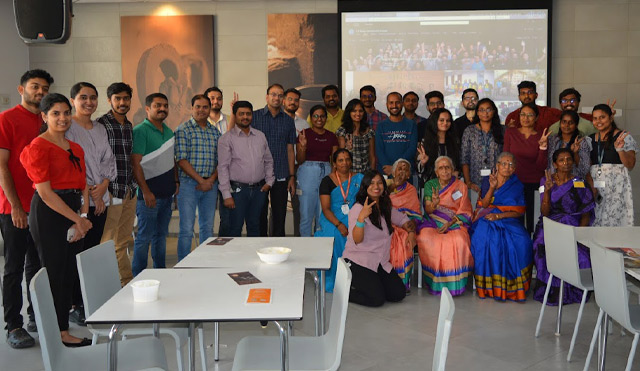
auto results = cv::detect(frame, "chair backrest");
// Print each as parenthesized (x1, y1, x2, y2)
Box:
(76, 240, 122, 317)
(324, 258, 353, 371)
(543, 217, 584, 287)
(30, 268, 65, 371)
(432, 287, 455, 371)
(586, 240, 634, 332)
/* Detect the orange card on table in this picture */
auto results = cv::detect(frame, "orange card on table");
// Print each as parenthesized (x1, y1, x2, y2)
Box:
(247, 288, 272, 304)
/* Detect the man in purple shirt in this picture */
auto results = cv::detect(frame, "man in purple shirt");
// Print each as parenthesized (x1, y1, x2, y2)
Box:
(217, 101, 275, 237)
(359, 85, 387, 132)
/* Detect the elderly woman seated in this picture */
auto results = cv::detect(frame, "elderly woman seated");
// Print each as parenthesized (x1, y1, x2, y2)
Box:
(416, 156, 473, 296)
(470, 152, 533, 302)
(387, 159, 422, 291)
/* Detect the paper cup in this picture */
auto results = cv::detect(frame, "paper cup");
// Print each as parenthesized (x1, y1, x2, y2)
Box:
(131, 279, 160, 302)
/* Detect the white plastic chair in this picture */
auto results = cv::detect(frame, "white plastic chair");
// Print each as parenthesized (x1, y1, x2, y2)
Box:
(30, 268, 168, 371)
(583, 241, 640, 371)
(534, 218, 593, 362)
(76, 241, 207, 371)
(231, 258, 352, 371)
(432, 287, 455, 371)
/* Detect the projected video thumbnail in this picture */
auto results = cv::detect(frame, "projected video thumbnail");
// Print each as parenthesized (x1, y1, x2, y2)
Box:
(342, 9, 548, 121)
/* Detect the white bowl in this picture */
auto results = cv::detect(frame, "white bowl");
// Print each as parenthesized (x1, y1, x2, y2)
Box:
(257, 247, 291, 264)
(131, 279, 160, 302)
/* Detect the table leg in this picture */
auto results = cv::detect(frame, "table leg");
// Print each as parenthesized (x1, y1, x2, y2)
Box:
(599, 315, 609, 371)
(108, 324, 121, 371)
(287, 321, 293, 336)
(188, 322, 196, 371)
(320, 270, 326, 335)
(555, 282, 564, 336)
(274, 321, 289, 371)
(153, 323, 159, 338)
(314, 271, 320, 336)
(214, 322, 219, 361)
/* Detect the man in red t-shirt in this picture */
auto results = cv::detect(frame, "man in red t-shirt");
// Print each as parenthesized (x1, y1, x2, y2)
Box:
(0, 69, 53, 349)
(504, 80, 561, 132)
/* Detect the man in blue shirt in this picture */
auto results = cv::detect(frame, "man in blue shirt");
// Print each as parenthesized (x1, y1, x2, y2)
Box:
(375, 92, 418, 176)
(174, 94, 221, 261)
(252, 84, 296, 236)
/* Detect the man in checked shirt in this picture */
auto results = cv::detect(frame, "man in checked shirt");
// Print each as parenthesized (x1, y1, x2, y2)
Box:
(97, 82, 136, 286)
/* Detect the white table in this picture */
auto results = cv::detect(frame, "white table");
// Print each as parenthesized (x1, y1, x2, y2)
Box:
(176, 237, 334, 338)
(575, 226, 640, 371)
(86, 266, 306, 371)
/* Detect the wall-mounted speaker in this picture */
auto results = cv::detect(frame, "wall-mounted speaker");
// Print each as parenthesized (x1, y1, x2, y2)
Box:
(13, 0, 72, 44)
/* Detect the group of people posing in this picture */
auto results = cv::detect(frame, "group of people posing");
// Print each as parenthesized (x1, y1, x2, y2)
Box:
(1, 69, 636, 350)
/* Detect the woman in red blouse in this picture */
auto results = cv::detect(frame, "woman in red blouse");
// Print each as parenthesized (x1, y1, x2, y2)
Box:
(20, 93, 93, 347)
(503, 102, 549, 234)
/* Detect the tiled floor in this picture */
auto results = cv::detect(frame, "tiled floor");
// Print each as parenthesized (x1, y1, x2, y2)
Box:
(2, 240, 639, 370)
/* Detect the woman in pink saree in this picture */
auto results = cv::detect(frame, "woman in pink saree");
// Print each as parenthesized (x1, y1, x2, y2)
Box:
(417, 156, 474, 296)
(388, 159, 422, 291)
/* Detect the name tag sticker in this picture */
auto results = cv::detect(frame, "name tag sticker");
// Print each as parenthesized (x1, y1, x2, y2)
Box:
(452, 190, 463, 200)
(594, 180, 606, 189)
(539, 185, 545, 193)
(341, 204, 349, 215)
(480, 169, 491, 176)
(296, 189, 303, 196)
(573, 180, 585, 188)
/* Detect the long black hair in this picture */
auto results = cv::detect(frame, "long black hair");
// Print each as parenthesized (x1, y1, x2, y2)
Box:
(592, 103, 619, 149)
(556, 110, 580, 147)
(472, 98, 504, 145)
(422, 108, 460, 176)
(341, 98, 369, 135)
(354, 170, 393, 234)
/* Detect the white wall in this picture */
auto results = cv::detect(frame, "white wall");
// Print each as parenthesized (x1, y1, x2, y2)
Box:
(0, 1, 29, 109)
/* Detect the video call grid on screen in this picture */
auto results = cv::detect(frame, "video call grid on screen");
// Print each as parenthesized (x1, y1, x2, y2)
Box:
(341, 9, 549, 122)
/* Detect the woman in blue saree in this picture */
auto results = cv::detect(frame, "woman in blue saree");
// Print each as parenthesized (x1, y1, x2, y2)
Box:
(470, 152, 533, 302)
(315, 149, 363, 292)
(532, 148, 595, 305)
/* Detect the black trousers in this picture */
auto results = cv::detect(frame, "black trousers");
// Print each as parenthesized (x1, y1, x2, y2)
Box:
(0, 214, 40, 331)
(346, 260, 406, 307)
(70, 206, 108, 307)
(523, 182, 538, 234)
(29, 192, 80, 332)
(259, 180, 288, 237)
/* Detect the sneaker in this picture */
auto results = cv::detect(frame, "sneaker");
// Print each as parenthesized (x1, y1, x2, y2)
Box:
(6, 328, 35, 349)
(26, 320, 37, 333)
(69, 307, 86, 327)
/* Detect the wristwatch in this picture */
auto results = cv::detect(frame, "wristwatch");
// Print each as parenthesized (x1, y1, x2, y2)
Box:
(80, 213, 88, 219)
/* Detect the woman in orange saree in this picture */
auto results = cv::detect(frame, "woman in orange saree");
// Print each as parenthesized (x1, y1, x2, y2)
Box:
(388, 159, 422, 291)
(417, 156, 474, 296)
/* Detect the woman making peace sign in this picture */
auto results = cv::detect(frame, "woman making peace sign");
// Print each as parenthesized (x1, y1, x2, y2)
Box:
(343, 170, 415, 307)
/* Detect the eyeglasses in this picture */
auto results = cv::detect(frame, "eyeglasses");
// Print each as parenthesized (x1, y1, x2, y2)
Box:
(463, 96, 478, 102)
(560, 98, 578, 104)
(312, 114, 327, 119)
(519, 113, 536, 118)
(269, 93, 283, 98)
(477, 108, 493, 113)
(361, 94, 374, 99)
(519, 90, 536, 96)
(498, 161, 515, 168)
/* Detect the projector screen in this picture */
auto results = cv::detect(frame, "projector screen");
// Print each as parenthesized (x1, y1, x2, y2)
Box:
(341, 9, 549, 122)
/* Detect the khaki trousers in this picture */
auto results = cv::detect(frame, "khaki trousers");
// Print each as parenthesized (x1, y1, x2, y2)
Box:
(101, 190, 136, 286)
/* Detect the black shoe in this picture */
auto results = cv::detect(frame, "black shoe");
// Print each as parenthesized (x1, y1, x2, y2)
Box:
(62, 337, 92, 348)
(260, 321, 268, 328)
(6, 328, 35, 349)
(26, 320, 37, 333)
(69, 307, 86, 327)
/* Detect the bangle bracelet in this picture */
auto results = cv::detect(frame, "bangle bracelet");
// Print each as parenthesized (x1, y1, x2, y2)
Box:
(355, 220, 365, 228)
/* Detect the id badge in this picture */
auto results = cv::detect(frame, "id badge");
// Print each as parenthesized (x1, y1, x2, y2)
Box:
(452, 190, 462, 200)
(341, 204, 349, 215)
(594, 180, 606, 189)
(480, 168, 491, 177)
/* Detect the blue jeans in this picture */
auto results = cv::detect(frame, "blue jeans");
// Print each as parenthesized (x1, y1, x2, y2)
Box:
(177, 177, 218, 261)
(229, 185, 267, 237)
(217, 190, 231, 237)
(132, 197, 172, 276)
(297, 161, 332, 237)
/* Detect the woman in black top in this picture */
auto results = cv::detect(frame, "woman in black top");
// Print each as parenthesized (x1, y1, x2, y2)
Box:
(417, 108, 461, 184)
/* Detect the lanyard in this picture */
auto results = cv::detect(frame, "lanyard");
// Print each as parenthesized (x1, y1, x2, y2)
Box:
(596, 132, 605, 177)
(336, 171, 352, 204)
(480, 129, 491, 166)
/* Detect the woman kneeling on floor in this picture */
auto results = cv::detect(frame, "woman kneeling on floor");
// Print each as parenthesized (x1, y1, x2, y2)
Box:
(343, 170, 416, 307)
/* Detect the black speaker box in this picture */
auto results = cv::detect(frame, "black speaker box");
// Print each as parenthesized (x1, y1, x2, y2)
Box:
(13, 0, 72, 44)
